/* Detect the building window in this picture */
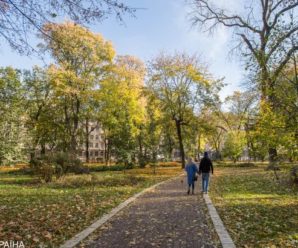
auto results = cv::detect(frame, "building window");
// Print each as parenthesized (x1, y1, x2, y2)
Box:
(90, 151, 93, 157)
(95, 143, 99, 148)
(95, 151, 99, 156)
(90, 135, 94, 140)
(96, 135, 99, 140)
(90, 143, 93, 148)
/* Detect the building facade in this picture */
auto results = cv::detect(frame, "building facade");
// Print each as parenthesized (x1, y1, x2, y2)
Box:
(78, 124, 106, 162)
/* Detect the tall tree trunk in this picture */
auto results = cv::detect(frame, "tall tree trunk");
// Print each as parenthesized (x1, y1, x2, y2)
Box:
(138, 132, 144, 167)
(104, 136, 108, 165)
(268, 147, 278, 163)
(71, 97, 80, 154)
(104, 135, 111, 166)
(41, 143, 46, 155)
(85, 119, 90, 163)
(166, 133, 173, 161)
(175, 119, 185, 168)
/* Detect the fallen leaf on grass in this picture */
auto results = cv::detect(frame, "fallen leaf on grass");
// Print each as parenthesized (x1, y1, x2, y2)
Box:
(43, 231, 52, 240)
(32, 237, 39, 243)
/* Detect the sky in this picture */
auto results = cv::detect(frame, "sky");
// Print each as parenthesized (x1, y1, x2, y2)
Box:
(0, 0, 244, 100)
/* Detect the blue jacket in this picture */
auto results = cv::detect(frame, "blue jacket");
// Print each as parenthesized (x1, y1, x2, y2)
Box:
(185, 163, 198, 184)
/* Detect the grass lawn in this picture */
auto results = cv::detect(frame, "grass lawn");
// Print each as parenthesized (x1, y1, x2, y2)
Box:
(0, 166, 182, 247)
(210, 163, 298, 247)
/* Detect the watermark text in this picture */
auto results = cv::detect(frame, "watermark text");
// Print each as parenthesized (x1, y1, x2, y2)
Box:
(0, 241, 25, 248)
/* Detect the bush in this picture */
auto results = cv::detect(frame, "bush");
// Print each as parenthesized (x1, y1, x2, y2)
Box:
(157, 161, 181, 167)
(89, 164, 128, 172)
(124, 162, 134, 169)
(29, 157, 55, 182)
(29, 152, 87, 182)
(214, 161, 256, 168)
(238, 162, 256, 167)
(51, 152, 83, 174)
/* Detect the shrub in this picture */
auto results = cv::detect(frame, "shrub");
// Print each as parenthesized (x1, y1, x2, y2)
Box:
(157, 161, 181, 167)
(124, 162, 134, 169)
(238, 162, 256, 167)
(29, 152, 87, 182)
(29, 157, 55, 182)
(51, 152, 83, 174)
(89, 164, 127, 172)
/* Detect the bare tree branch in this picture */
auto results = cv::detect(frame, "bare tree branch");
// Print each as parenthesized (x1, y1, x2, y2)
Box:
(0, 0, 138, 54)
(273, 45, 298, 80)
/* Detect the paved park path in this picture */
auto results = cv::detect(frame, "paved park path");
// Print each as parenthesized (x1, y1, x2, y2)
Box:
(81, 176, 221, 248)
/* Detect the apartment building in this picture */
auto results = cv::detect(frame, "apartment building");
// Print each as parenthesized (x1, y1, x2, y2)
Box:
(78, 124, 106, 162)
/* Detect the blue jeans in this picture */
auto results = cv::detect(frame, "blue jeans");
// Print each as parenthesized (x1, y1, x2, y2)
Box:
(202, 173, 210, 192)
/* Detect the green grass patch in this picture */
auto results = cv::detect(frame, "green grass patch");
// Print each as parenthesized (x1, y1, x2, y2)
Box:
(0, 167, 182, 247)
(210, 166, 298, 247)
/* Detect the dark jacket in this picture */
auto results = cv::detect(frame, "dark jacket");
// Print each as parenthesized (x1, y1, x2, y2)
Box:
(199, 157, 213, 174)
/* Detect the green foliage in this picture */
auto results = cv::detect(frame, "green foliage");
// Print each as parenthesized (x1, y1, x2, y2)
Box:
(0, 67, 27, 165)
(147, 53, 221, 167)
(43, 21, 115, 152)
(29, 152, 86, 182)
(98, 55, 145, 164)
(29, 156, 55, 182)
(88, 164, 128, 172)
(222, 131, 246, 162)
(23, 66, 63, 156)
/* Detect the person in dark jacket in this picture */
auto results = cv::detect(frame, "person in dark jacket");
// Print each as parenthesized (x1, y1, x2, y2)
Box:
(199, 151, 213, 193)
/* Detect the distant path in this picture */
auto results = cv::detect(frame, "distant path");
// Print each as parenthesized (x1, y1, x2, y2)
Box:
(84, 176, 220, 248)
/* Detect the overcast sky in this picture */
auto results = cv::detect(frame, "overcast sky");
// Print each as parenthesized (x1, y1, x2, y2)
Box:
(0, 0, 244, 100)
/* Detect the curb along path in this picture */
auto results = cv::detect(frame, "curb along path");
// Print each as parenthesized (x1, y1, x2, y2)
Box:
(204, 194, 236, 248)
(76, 176, 221, 248)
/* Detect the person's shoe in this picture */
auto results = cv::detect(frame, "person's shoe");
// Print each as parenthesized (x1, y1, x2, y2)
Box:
(187, 189, 190, 195)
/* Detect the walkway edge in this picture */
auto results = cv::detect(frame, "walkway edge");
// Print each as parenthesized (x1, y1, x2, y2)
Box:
(60, 174, 183, 248)
(203, 194, 236, 248)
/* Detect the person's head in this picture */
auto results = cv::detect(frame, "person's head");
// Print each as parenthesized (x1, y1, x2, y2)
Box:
(203, 152, 208, 158)
(187, 157, 193, 164)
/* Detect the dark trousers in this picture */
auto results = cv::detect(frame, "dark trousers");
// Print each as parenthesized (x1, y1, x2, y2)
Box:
(188, 182, 195, 190)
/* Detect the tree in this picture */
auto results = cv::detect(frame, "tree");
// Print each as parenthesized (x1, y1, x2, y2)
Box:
(147, 53, 216, 168)
(23, 66, 62, 160)
(42, 21, 115, 154)
(137, 90, 163, 170)
(191, 0, 298, 162)
(222, 131, 246, 163)
(273, 56, 298, 160)
(0, 0, 135, 54)
(98, 55, 145, 165)
(0, 67, 26, 165)
(197, 108, 228, 159)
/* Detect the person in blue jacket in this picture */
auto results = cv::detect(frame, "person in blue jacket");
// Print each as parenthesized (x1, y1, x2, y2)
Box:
(185, 157, 199, 195)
